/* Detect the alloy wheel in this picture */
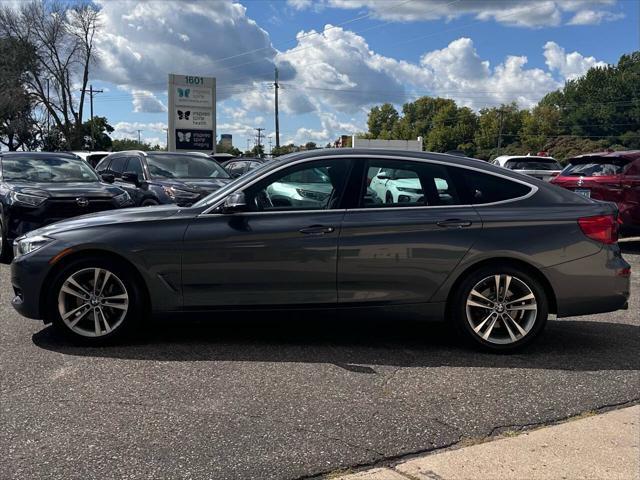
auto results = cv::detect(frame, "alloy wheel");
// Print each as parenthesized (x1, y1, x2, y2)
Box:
(57, 268, 129, 337)
(465, 274, 538, 345)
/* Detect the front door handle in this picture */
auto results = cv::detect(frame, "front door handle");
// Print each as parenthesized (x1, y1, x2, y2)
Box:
(299, 225, 335, 235)
(436, 219, 473, 228)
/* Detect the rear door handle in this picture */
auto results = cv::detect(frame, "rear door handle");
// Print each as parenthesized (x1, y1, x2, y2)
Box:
(299, 225, 335, 235)
(436, 219, 473, 228)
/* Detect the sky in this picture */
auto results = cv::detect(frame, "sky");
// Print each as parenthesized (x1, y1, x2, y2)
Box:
(79, 0, 640, 151)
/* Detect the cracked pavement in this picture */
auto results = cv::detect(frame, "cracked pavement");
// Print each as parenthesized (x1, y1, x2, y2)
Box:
(1, 241, 639, 480)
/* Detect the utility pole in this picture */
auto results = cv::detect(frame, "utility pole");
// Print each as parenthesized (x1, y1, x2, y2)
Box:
(137, 129, 142, 144)
(255, 127, 265, 157)
(496, 107, 505, 157)
(81, 84, 103, 149)
(274, 67, 280, 150)
(268, 136, 273, 156)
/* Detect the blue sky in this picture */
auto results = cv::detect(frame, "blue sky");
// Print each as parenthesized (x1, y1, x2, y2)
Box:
(87, 0, 639, 151)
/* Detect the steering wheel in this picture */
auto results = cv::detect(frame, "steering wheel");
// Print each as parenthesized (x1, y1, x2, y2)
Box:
(254, 189, 274, 211)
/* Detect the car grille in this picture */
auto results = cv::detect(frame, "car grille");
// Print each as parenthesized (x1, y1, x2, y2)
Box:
(44, 198, 115, 222)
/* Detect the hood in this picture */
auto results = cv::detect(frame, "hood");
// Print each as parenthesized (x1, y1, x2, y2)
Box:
(24, 204, 181, 238)
(9, 181, 124, 198)
(153, 177, 232, 194)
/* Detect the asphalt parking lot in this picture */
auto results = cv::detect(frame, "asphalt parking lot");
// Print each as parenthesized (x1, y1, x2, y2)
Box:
(1, 242, 639, 480)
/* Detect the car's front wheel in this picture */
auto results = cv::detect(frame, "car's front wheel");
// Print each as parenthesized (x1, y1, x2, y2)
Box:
(451, 265, 548, 352)
(46, 257, 146, 344)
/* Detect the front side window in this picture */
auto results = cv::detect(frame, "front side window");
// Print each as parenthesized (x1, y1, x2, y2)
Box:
(245, 159, 351, 212)
(146, 154, 231, 179)
(125, 157, 145, 177)
(1, 155, 100, 183)
(364, 159, 461, 207)
(109, 156, 128, 177)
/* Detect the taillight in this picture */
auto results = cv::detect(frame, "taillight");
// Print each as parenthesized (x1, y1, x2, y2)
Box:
(578, 215, 618, 244)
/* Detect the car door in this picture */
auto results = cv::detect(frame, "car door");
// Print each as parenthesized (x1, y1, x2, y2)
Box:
(338, 157, 482, 305)
(181, 158, 353, 308)
(621, 158, 640, 226)
(118, 156, 147, 205)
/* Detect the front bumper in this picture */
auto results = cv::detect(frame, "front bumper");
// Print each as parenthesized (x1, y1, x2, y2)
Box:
(10, 249, 56, 320)
(544, 246, 630, 318)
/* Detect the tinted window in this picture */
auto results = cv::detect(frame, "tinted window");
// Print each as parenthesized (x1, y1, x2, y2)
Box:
(95, 157, 110, 173)
(1, 155, 99, 183)
(365, 159, 461, 207)
(505, 158, 561, 170)
(146, 154, 230, 179)
(245, 159, 351, 212)
(561, 157, 630, 177)
(125, 157, 144, 177)
(109, 156, 128, 177)
(459, 169, 532, 204)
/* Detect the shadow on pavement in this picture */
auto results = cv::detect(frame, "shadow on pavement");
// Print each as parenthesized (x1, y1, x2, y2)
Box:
(620, 239, 640, 255)
(32, 313, 639, 372)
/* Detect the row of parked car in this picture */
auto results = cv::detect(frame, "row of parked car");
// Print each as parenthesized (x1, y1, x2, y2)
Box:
(1, 149, 639, 263)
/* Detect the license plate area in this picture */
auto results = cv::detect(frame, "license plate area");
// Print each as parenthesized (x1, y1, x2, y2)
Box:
(574, 189, 591, 198)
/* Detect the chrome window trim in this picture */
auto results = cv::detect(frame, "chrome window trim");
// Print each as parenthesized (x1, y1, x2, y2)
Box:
(200, 154, 538, 215)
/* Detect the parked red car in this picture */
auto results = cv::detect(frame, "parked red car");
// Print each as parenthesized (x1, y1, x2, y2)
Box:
(551, 151, 640, 235)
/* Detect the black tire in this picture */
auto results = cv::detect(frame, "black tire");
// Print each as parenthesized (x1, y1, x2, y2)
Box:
(385, 191, 393, 204)
(450, 264, 548, 352)
(141, 199, 159, 207)
(45, 256, 147, 345)
(0, 216, 11, 264)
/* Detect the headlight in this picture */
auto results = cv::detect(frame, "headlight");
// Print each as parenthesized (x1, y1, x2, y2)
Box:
(114, 191, 131, 206)
(163, 186, 200, 200)
(296, 188, 330, 201)
(14, 235, 53, 258)
(396, 187, 422, 194)
(10, 191, 47, 207)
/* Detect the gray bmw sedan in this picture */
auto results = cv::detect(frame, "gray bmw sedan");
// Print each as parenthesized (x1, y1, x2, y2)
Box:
(10, 149, 631, 351)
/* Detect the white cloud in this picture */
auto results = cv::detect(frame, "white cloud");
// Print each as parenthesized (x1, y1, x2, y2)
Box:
(288, 0, 623, 28)
(567, 9, 625, 25)
(131, 90, 167, 113)
(112, 121, 168, 141)
(94, 0, 285, 98)
(543, 41, 608, 80)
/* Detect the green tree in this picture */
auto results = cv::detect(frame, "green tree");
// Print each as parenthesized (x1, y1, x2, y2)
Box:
(366, 103, 399, 139)
(474, 103, 526, 159)
(304, 141, 317, 150)
(112, 138, 162, 152)
(216, 142, 241, 156)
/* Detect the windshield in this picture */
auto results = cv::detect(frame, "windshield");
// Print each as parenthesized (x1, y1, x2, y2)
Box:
(146, 154, 230, 179)
(1, 156, 100, 183)
(505, 159, 561, 170)
(561, 157, 629, 177)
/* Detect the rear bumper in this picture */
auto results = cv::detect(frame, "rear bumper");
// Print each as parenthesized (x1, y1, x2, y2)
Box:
(544, 247, 630, 318)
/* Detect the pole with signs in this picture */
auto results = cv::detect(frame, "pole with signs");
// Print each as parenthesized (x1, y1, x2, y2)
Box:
(168, 74, 216, 153)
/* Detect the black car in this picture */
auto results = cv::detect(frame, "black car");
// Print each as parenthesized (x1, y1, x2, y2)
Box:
(10, 149, 630, 351)
(95, 151, 233, 207)
(221, 157, 269, 178)
(0, 152, 132, 263)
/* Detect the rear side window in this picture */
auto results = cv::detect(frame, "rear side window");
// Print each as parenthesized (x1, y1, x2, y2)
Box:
(457, 169, 532, 204)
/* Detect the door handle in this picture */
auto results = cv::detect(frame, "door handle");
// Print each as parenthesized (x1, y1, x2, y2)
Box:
(299, 225, 335, 235)
(436, 219, 473, 228)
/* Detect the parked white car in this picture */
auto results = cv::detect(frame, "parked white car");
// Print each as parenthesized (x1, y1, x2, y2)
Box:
(492, 155, 562, 182)
(71, 151, 111, 168)
(369, 167, 451, 204)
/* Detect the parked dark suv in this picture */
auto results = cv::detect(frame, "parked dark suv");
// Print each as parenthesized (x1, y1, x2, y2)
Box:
(95, 151, 233, 207)
(0, 152, 132, 263)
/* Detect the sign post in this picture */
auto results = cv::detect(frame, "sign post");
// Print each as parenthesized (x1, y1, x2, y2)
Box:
(168, 74, 216, 152)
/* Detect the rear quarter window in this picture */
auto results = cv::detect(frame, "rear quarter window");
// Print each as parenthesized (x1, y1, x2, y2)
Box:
(456, 168, 533, 204)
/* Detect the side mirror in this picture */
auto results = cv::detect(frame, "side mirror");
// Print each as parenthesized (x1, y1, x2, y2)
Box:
(101, 173, 115, 184)
(221, 192, 247, 213)
(121, 171, 140, 187)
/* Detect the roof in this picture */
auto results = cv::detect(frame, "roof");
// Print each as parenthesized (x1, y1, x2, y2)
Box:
(0, 151, 80, 158)
(571, 150, 640, 160)
(493, 155, 557, 166)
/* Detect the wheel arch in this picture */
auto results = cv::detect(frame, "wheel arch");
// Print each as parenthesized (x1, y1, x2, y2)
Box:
(444, 257, 558, 318)
(39, 248, 151, 323)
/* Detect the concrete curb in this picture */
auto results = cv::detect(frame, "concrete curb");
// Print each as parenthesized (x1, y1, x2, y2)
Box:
(333, 405, 640, 480)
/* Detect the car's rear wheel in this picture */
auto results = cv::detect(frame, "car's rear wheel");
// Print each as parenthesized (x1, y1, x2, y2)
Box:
(451, 265, 548, 352)
(46, 257, 145, 344)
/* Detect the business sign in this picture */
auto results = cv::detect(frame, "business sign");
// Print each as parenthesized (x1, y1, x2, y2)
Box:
(168, 74, 215, 152)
